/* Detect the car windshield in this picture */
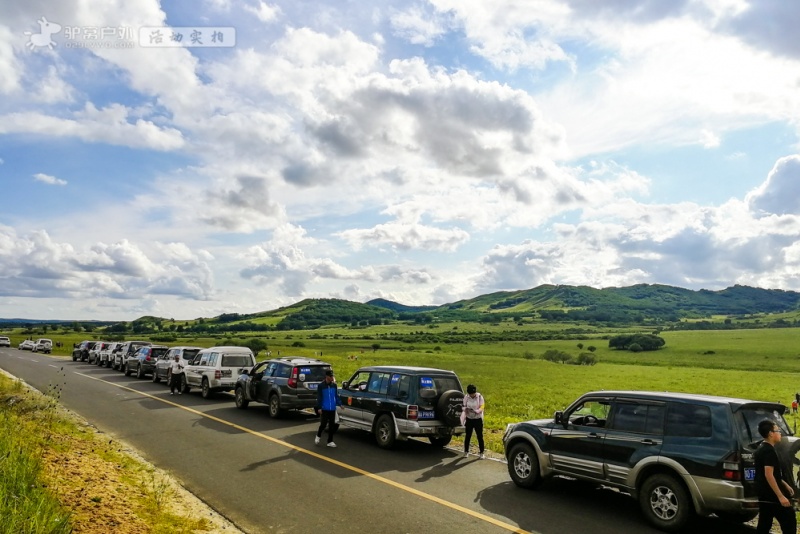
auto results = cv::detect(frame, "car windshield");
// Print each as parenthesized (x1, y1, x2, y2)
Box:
(221, 354, 253, 367)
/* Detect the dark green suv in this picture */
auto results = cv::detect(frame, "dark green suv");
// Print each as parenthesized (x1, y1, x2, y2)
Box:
(503, 390, 797, 532)
(338, 365, 465, 449)
(234, 357, 331, 418)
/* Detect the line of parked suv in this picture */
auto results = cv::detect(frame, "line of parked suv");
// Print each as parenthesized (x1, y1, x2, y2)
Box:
(64, 340, 798, 532)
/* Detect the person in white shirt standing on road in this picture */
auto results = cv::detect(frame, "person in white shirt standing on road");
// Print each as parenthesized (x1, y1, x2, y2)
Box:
(169, 354, 185, 395)
(462, 384, 485, 458)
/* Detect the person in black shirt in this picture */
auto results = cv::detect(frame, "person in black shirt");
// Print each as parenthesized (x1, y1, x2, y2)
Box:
(754, 420, 795, 533)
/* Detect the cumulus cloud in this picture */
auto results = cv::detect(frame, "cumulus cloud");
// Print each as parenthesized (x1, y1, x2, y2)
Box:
(0, 228, 214, 300)
(746, 155, 800, 216)
(338, 220, 470, 252)
(33, 173, 67, 186)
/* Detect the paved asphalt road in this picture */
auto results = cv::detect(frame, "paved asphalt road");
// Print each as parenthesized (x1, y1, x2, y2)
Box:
(0, 349, 760, 534)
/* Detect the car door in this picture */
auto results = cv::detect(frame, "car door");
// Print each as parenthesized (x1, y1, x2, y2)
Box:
(339, 370, 372, 426)
(602, 399, 665, 487)
(186, 353, 208, 386)
(254, 362, 278, 402)
(546, 396, 611, 480)
(360, 372, 392, 428)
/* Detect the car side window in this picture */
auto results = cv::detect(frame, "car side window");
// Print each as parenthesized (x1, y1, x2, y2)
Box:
(367, 372, 391, 394)
(264, 362, 278, 378)
(198, 354, 209, 366)
(665, 403, 712, 438)
(609, 402, 665, 434)
(276, 364, 291, 378)
(568, 399, 611, 427)
(387, 374, 411, 398)
(347, 371, 371, 391)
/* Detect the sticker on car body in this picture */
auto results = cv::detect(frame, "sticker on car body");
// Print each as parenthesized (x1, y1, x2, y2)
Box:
(420, 377, 434, 388)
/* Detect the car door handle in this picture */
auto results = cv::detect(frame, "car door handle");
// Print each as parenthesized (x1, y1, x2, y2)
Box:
(588, 432, 601, 438)
(641, 439, 659, 445)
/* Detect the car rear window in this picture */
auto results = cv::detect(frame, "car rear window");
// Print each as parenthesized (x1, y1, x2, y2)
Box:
(151, 348, 169, 358)
(737, 405, 791, 445)
(221, 354, 253, 367)
(419, 375, 461, 394)
(300, 366, 330, 381)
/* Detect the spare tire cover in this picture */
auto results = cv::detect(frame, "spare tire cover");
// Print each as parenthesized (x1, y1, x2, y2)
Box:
(436, 389, 465, 427)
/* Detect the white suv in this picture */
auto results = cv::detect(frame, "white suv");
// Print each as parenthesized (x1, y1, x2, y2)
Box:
(32, 338, 53, 353)
(182, 346, 256, 399)
(98, 342, 124, 368)
(0, 336, 10, 348)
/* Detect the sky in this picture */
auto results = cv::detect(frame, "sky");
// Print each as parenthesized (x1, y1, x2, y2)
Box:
(1, 0, 800, 321)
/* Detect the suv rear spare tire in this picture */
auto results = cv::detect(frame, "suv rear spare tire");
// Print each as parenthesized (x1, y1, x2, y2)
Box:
(436, 389, 465, 426)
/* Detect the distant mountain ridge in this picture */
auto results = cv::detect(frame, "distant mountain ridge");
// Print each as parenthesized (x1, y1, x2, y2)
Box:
(3, 284, 799, 326)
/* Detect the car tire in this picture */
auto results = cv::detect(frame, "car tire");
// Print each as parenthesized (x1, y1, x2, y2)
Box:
(507, 442, 542, 489)
(436, 389, 465, 427)
(235, 387, 249, 409)
(106, 359, 112, 368)
(201, 378, 211, 399)
(136, 364, 145, 379)
(152, 370, 160, 383)
(181, 375, 190, 394)
(375, 414, 396, 449)
(124, 363, 131, 376)
(639, 473, 692, 532)
(268, 394, 283, 418)
(72, 354, 77, 362)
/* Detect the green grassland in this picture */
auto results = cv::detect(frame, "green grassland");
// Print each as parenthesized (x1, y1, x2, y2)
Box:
(5, 323, 800, 452)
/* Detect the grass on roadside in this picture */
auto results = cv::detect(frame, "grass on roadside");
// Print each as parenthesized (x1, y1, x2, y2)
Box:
(0, 372, 215, 534)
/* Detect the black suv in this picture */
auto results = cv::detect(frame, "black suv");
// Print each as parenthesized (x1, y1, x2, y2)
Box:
(235, 357, 331, 418)
(71, 340, 97, 362)
(338, 366, 465, 449)
(503, 390, 797, 532)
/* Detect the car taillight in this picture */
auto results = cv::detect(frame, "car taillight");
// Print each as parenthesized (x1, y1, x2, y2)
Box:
(408, 405, 419, 421)
(722, 451, 741, 481)
(215, 370, 222, 379)
(288, 367, 298, 388)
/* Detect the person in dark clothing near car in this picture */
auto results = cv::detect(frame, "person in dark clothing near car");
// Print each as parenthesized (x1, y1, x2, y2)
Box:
(755, 419, 795, 533)
(168, 354, 184, 395)
(462, 384, 485, 458)
(315, 370, 342, 448)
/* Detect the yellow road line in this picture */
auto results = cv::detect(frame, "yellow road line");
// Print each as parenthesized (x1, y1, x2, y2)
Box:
(76, 372, 531, 534)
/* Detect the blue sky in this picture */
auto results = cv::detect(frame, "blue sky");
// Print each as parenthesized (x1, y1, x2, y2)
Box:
(2, 0, 799, 321)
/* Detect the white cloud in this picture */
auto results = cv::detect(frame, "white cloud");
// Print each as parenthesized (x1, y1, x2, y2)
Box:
(746, 155, 800, 216)
(244, 1, 280, 23)
(390, 6, 447, 46)
(33, 172, 67, 185)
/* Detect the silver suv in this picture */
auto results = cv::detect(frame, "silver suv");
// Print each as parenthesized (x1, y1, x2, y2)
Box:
(182, 346, 256, 399)
(32, 338, 52, 354)
(503, 390, 796, 532)
(98, 342, 123, 368)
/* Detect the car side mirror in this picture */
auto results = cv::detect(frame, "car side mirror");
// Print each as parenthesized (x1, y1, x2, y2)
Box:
(341, 381, 349, 389)
(554, 411, 565, 425)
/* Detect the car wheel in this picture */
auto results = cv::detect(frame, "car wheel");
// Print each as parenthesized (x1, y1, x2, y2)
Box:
(152, 369, 160, 383)
(72, 354, 77, 362)
(124, 363, 131, 376)
(268, 394, 283, 418)
(181, 375, 190, 394)
(507, 442, 542, 489)
(639, 473, 692, 532)
(429, 436, 452, 448)
(436, 389, 466, 427)
(136, 364, 145, 379)
(106, 359, 112, 368)
(375, 415, 396, 449)
(235, 387, 249, 409)
(201, 378, 211, 399)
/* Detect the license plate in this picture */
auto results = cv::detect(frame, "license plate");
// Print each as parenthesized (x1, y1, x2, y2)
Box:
(419, 410, 435, 419)
(744, 467, 756, 481)
(308, 383, 318, 390)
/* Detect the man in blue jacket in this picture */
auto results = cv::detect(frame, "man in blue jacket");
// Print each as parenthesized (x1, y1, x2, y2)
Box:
(315, 370, 342, 448)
